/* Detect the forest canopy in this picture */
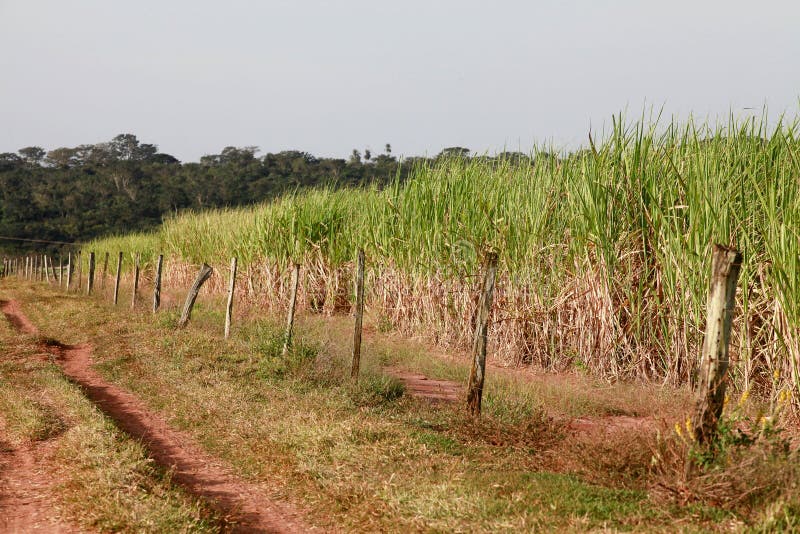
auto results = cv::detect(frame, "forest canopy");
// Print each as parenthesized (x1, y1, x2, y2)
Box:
(0, 134, 449, 254)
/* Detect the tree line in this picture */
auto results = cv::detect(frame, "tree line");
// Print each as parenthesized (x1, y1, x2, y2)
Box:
(1, 135, 487, 254)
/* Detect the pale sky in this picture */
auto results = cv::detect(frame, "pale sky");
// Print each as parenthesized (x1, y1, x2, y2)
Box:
(1, 0, 798, 162)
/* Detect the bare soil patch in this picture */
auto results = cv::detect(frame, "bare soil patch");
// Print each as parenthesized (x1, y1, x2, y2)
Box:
(2, 299, 312, 533)
(0, 299, 38, 334)
(0, 418, 80, 533)
(386, 367, 462, 403)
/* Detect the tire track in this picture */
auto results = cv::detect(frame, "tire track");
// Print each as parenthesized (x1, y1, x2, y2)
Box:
(0, 418, 80, 533)
(1, 299, 313, 533)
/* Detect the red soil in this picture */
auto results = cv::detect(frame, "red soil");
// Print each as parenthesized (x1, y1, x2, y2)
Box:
(385, 367, 462, 403)
(0, 419, 79, 533)
(1, 299, 313, 533)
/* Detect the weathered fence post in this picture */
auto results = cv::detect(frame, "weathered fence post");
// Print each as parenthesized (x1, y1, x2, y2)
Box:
(177, 263, 213, 328)
(692, 244, 743, 445)
(113, 252, 123, 305)
(153, 254, 163, 313)
(49, 256, 57, 283)
(350, 249, 366, 379)
(66, 253, 72, 289)
(131, 253, 140, 309)
(58, 256, 63, 287)
(87, 252, 96, 294)
(101, 252, 109, 289)
(282, 263, 301, 356)
(466, 250, 499, 417)
(43, 256, 50, 283)
(224, 257, 237, 339)
(75, 251, 83, 292)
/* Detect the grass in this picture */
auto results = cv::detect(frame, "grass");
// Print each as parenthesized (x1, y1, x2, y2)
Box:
(0, 286, 218, 532)
(10, 279, 798, 531)
(79, 112, 800, 409)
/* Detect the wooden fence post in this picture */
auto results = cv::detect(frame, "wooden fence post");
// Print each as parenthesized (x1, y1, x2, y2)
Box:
(101, 252, 109, 289)
(49, 256, 57, 283)
(692, 244, 743, 445)
(113, 252, 123, 305)
(87, 252, 96, 294)
(43, 256, 50, 283)
(131, 253, 140, 309)
(224, 257, 237, 339)
(58, 256, 63, 287)
(282, 263, 301, 356)
(350, 249, 366, 379)
(466, 250, 499, 417)
(153, 254, 163, 313)
(66, 253, 72, 289)
(75, 251, 83, 292)
(177, 263, 213, 328)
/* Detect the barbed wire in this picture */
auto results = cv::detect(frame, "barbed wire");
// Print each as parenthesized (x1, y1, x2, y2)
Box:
(0, 235, 80, 246)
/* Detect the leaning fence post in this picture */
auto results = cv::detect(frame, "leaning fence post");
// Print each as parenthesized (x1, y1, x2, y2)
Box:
(691, 244, 743, 445)
(177, 263, 213, 328)
(466, 250, 499, 417)
(87, 252, 96, 294)
(224, 257, 237, 339)
(113, 252, 123, 305)
(131, 253, 140, 309)
(153, 254, 163, 313)
(350, 249, 366, 379)
(282, 263, 301, 356)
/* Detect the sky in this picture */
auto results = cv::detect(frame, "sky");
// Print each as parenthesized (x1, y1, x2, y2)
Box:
(1, 0, 798, 162)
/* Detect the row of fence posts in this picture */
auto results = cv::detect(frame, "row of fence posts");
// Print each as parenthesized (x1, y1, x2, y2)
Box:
(1, 244, 742, 445)
(0, 251, 164, 311)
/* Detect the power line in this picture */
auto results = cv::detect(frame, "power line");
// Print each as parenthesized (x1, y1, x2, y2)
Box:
(0, 235, 80, 246)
